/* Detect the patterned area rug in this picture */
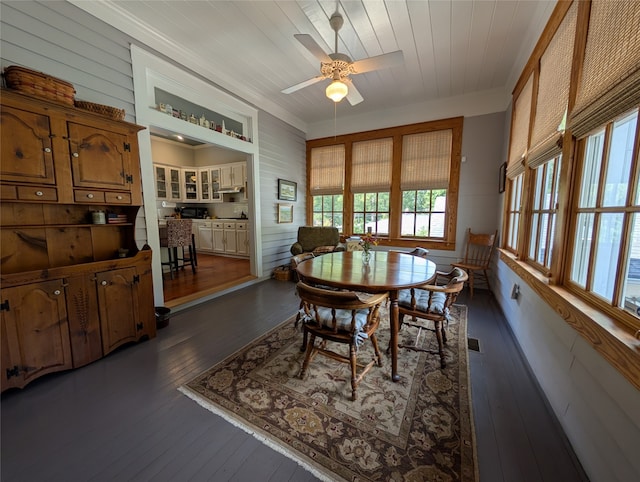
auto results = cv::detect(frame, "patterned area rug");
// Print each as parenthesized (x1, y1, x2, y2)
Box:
(179, 304, 477, 481)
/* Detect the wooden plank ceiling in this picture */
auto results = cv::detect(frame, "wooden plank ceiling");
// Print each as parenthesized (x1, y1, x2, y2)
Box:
(75, 0, 555, 128)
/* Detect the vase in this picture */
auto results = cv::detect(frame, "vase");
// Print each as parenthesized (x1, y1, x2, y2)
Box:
(362, 250, 371, 265)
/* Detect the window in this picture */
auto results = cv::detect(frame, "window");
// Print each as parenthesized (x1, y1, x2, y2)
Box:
(568, 109, 639, 327)
(528, 156, 561, 271)
(306, 119, 463, 249)
(309, 145, 345, 230)
(505, 174, 523, 252)
(351, 138, 392, 235)
(312, 194, 343, 230)
(400, 130, 452, 239)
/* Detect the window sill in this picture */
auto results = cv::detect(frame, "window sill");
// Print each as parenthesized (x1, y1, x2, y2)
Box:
(498, 248, 640, 390)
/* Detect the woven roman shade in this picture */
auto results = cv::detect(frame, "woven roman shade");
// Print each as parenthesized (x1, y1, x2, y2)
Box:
(570, 0, 640, 139)
(507, 74, 534, 178)
(400, 130, 452, 191)
(309, 144, 345, 195)
(351, 138, 393, 193)
(528, 1, 577, 168)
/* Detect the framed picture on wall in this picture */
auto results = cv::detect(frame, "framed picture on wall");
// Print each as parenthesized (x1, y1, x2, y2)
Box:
(277, 203, 293, 223)
(278, 179, 297, 201)
(499, 162, 507, 193)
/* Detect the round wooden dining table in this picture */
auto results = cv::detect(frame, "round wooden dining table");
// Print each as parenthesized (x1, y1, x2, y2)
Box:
(295, 250, 437, 382)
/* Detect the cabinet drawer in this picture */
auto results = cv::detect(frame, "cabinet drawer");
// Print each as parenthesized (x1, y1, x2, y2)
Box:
(236, 222, 247, 230)
(224, 222, 236, 229)
(74, 190, 106, 203)
(17, 186, 58, 201)
(105, 192, 131, 204)
(1, 184, 17, 200)
(212, 222, 224, 229)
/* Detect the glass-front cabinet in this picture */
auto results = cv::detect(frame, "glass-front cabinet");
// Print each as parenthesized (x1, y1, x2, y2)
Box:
(183, 168, 198, 201)
(211, 167, 222, 202)
(155, 165, 182, 200)
(199, 169, 211, 201)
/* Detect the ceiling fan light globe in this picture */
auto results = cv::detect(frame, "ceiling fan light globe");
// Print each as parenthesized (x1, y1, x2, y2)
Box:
(326, 80, 348, 102)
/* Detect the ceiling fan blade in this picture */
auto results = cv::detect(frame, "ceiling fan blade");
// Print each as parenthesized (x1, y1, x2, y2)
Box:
(345, 79, 364, 106)
(351, 50, 404, 74)
(281, 75, 326, 94)
(294, 34, 332, 63)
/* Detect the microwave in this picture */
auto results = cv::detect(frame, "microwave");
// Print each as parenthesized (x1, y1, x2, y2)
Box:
(180, 207, 209, 219)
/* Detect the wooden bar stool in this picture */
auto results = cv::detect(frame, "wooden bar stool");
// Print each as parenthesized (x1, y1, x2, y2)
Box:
(162, 219, 196, 279)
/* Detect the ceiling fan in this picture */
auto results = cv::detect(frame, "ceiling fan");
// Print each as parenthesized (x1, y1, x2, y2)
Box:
(282, 12, 404, 105)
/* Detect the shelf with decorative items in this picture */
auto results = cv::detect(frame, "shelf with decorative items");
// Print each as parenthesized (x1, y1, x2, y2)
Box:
(154, 88, 252, 144)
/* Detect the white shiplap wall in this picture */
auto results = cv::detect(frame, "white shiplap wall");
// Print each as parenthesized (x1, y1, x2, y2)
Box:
(257, 110, 307, 273)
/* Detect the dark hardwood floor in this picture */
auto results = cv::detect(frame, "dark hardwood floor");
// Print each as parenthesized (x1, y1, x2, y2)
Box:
(0, 281, 588, 481)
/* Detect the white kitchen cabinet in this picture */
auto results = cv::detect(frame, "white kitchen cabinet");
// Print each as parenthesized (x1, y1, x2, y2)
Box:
(182, 168, 199, 201)
(210, 167, 222, 202)
(223, 222, 237, 253)
(212, 221, 225, 253)
(236, 221, 248, 255)
(219, 162, 245, 189)
(194, 220, 213, 252)
(199, 169, 211, 202)
(154, 165, 182, 201)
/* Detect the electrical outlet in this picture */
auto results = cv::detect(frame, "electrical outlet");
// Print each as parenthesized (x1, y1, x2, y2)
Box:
(511, 283, 520, 300)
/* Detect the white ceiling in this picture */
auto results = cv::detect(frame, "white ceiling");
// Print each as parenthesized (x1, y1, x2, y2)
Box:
(73, 1, 555, 134)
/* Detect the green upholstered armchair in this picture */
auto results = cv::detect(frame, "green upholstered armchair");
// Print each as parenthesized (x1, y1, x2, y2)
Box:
(290, 226, 346, 256)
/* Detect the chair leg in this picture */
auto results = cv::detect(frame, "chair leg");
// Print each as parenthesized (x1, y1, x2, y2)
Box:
(299, 333, 316, 379)
(469, 271, 475, 299)
(349, 343, 358, 401)
(188, 246, 196, 273)
(370, 333, 382, 366)
(191, 234, 198, 266)
(168, 247, 176, 279)
(434, 320, 446, 368)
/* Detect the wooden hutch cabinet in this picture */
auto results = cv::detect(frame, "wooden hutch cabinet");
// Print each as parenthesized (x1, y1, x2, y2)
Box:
(0, 89, 156, 392)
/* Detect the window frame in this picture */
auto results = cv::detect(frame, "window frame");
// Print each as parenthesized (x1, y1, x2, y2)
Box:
(306, 118, 464, 250)
(564, 110, 640, 331)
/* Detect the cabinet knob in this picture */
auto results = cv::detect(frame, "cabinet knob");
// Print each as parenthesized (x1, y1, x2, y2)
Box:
(72, 152, 79, 158)
(35, 191, 44, 197)
(101, 280, 108, 286)
(87, 193, 94, 199)
(44, 147, 52, 153)
(53, 290, 61, 296)
(116, 195, 123, 200)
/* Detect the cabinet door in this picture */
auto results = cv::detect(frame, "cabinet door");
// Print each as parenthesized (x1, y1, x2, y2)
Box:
(211, 168, 222, 202)
(1, 279, 72, 392)
(169, 167, 182, 200)
(154, 165, 168, 200)
(0, 105, 56, 185)
(224, 223, 237, 253)
(197, 223, 214, 251)
(213, 224, 225, 252)
(96, 267, 142, 355)
(67, 123, 132, 192)
(236, 228, 249, 255)
(220, 165, 233, 188)
(231, 163, 245, 187)
(199, 169, 211, 201)
(183, 168, 198, 201)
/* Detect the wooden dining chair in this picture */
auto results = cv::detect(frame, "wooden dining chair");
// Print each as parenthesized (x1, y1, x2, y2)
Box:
(296, 281, 388, 401)
(452, 229, 497, 298)
(397, 267, 468, 368)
